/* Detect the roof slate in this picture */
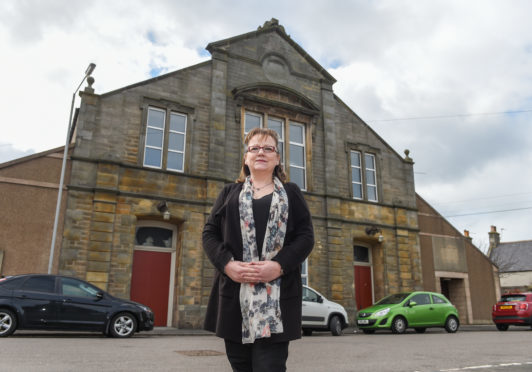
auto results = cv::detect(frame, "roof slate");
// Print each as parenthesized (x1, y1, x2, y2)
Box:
(490, 240, 532, 272)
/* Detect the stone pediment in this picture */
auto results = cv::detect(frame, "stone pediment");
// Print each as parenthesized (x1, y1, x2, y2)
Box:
(232, 82, 320, 116)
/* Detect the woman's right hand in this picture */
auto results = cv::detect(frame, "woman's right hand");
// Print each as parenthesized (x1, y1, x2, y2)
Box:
(224, 261, 260, 283)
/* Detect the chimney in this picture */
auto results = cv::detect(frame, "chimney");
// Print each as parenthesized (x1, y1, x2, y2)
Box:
(487, 225, 500, 257)
(464, 230, 472, 242)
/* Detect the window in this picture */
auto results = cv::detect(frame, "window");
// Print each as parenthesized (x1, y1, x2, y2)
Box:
(289, 122, 306, 190)
(143, 106, 187, 172)
(350, 150, 378, 202)
(135, 226, 173, 248)
(351, 151, 362, 199)
(365, 153, 377, 202)
(244, 111, 307, 190)
(409, 293, 431, 305)
(21, 276, 56, 293)
(61, 278, 101, 298)
(354, 246, 370, 263)
(302, 286, 319, 302)
(432, 294, 447, 304)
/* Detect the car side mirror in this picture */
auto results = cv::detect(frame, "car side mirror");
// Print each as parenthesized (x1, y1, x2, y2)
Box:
(317, 295, 324, 304)
(409, 301, 417, 307)
(96, 292, 104, 300)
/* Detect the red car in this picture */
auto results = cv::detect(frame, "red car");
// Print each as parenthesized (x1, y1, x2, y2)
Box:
(492, 292, 532, 331)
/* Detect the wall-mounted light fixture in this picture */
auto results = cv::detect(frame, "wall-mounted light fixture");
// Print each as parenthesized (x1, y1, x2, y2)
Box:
(157, 201, 171, 220)
(365, 226, 380, 236)
(365, 225, 384, 243)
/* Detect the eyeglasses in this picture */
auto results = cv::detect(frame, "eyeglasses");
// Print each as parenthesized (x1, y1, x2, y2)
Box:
(246, 145, 277, 154)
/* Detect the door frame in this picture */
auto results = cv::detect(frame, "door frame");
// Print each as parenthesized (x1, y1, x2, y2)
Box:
(133, 220, 177, 327)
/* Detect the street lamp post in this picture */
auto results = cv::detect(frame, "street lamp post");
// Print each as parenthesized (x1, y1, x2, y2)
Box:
(48, 63, 96, 274)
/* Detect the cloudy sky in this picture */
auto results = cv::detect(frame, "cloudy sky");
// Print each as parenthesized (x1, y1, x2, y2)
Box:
(1, 0, 531, 250)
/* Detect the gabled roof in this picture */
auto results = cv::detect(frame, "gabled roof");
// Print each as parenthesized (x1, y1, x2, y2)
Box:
(206, 18, 336, 84)
(0, 145, 67, 169)
(490, 240, 532, 272)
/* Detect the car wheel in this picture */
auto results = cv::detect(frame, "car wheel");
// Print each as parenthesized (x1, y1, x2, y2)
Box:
(414, 328, 426, 333)
(444, 316, 459, 333)
(302, 328, 313, 336)
(496, 324, 509, 331)
(391, 316, 407, 334)
(330, 315, 343, 336)
(362, 329, 375, 334)
(109, 312, 137, 338)
(0, 309, 17, 337)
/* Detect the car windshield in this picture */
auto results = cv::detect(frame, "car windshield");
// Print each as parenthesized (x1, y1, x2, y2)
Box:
(501, 295, 526, 302)
(376, 293, 410, 305)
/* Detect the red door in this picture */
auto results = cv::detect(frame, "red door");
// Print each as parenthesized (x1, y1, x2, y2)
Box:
(354, 265, 373, 310)
(130, 250, 171, 326)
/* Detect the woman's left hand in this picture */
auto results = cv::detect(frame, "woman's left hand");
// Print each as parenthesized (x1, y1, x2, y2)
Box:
(247, 261, 283, 283)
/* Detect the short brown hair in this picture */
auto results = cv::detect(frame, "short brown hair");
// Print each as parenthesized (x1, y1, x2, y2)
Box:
(236, 128, 287, 183)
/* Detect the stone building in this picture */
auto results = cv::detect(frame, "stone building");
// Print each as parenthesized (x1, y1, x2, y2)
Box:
(0, 19, 499, 327)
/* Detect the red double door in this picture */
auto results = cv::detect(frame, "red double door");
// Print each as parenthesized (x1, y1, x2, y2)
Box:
(354, 265, 373, 310)
(130, 250, 171, 326)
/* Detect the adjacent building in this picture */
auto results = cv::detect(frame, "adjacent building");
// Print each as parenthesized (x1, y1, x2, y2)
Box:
(0, 19, 500, 326)
(488, 226, 532, 293)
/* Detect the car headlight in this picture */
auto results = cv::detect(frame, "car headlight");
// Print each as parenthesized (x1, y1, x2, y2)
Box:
(374, 308, 390, 317)
(138, 305, 152, 313)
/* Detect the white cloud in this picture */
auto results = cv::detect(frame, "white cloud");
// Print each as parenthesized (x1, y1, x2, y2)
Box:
(1, 0, 531, 244)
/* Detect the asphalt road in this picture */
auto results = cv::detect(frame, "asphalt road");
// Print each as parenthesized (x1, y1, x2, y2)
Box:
(2, 327, 531, 372)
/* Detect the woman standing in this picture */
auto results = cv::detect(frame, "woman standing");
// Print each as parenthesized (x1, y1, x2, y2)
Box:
(203, 128, 314, 371)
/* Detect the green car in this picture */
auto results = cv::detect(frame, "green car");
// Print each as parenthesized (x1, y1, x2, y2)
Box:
(356, 291, 459, 334)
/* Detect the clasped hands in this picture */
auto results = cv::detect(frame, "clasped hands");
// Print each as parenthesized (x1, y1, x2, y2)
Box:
(224, 260, 282, 284)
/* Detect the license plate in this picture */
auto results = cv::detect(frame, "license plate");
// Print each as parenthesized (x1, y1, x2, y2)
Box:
(357, 319, 369, 325)
(499, 305, 513, 310)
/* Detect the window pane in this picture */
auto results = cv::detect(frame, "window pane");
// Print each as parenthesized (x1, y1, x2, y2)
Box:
(21, 276, 55, 293)
(245, 113, 261, 133)
(351, 151, 361, 166)
(146, 127, 163, 147)
(170, 113, 186, 132)
(167, 151, 184, 171)
(354, 246, 369, 263)
(352, 168, 361, 183)
(277, 142, 284, 164)
(148, 108, 165, 129)
(365, 153, 375, 170)
(289, 144, 304, 166)
(268, 118, 283, 138)
(61, 278, 100, 298)
(268, 118, 284, 164)
(353, 183, 362, 199)
(290, 166, 305, 189)
(289, 123, 303, 143)
(367, 185, 377, 201)
(366, 169, 376, 184)
(168, 132, 184, 151)
(135, 227, 173, 247)
(144, 148, 162, 167)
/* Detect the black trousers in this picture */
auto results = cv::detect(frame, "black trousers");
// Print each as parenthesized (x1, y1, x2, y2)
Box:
(224, 339, 289, 372)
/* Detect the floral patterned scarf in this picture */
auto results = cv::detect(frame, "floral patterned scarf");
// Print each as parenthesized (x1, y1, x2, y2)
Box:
(239, 176, 289, 344)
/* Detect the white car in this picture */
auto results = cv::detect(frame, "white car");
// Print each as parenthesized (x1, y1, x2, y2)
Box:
(302, 285, 349, 336)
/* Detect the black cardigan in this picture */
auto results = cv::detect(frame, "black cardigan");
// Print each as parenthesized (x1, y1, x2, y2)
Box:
(202, 182, 315, 343)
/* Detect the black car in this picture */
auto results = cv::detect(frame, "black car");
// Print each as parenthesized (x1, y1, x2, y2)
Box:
(0, 274, 154, 337)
